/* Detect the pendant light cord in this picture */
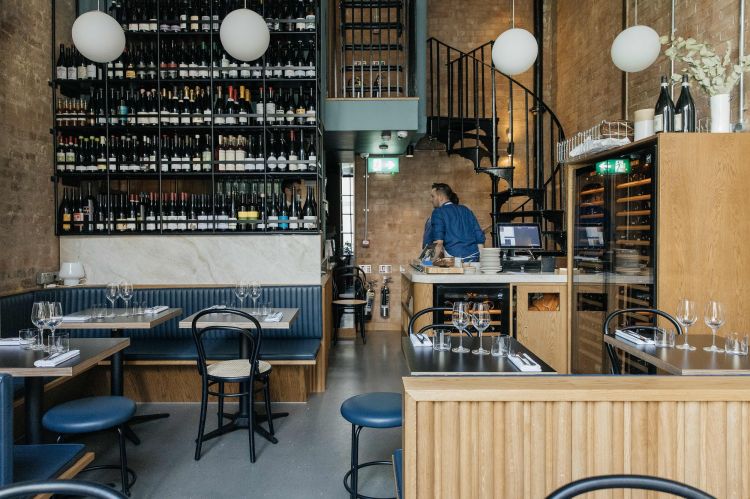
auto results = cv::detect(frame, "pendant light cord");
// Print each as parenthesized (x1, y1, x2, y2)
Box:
(634, 0, 638, 24)
(511, 0, 515, 28)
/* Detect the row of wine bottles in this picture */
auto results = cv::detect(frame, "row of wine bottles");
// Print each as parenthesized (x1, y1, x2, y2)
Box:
(59, 183, 318, 234)
(56, 85, 316, 127)
(55, 131, 317, 173)
(56, 39, 315, 82)
(110, 0, 316, 33)
(654, 75, 696, 133)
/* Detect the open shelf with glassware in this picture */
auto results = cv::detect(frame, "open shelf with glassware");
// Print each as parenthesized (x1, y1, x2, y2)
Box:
(51, 0, 323, 236)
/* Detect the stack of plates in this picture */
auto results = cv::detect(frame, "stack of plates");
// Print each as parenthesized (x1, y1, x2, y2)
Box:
(615, 249, 645, 275)
(480, 248, 502, 274)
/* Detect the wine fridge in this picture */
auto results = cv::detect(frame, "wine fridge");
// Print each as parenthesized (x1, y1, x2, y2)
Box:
(570, 142, 658, 374)
(433, 284, 510, 335)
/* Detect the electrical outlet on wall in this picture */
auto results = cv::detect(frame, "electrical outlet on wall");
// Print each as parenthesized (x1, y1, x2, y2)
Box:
(360, 264, 372, 274)
(378, 264, 392, 274)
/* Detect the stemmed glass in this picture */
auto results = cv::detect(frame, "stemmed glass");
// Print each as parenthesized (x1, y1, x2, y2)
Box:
(471, 304, 491, 355)
(46, 302, 63, 353)
(105, 283, 119, 318)
(249, 281, 262, 313)
(234, 281, 249, 309)
(30, 301, 49, 351)
(704, 300, 726, 353)
(675, 298, 697, 351)
(451, 301, 471, 354)
(119, 281, 134, 316)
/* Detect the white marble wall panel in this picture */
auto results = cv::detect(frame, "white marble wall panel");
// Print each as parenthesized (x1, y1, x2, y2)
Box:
(60, 235, 322, 285)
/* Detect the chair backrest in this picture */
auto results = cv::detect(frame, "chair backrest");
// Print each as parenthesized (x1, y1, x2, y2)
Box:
(545, 474, 715, 499)
(0, 374, 12, 486)
(332, 267, 367, 300)
(190, 308, 262, 377)
(407, 307, 451, 337)
(603, 308, 683, 374)
(0, 479, 127, 499)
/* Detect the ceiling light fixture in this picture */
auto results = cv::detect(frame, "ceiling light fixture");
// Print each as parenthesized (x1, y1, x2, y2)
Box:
(71, 0, 125, 63)
(491, 0, 538, 76)
(611, 0, 660, 72)
(220, 1, 270, 61)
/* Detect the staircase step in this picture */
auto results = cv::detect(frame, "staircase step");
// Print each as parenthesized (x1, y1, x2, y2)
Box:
(492, 188, 545, 199)
(344, 43, 404, 51)
(341, 22, 403, 30)
(450, 146, 490, 167)
(341, 0, 403, 7)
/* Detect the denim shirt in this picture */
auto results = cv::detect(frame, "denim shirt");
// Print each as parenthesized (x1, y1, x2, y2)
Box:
(429, 202, 485, 260)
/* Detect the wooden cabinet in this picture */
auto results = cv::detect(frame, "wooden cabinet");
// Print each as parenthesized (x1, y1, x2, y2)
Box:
(514, 284, 568, 373)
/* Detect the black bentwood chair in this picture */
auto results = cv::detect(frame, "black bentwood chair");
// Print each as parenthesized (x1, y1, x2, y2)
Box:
(332, 266, 369, 344)
(545, 474, 715, 499)
(191, 308, 273, 462)
(603, 307, 682, 374)
(0, 479, 127, 499)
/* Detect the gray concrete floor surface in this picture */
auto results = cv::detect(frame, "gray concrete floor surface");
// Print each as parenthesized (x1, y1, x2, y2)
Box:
(79, 330, 408, 498)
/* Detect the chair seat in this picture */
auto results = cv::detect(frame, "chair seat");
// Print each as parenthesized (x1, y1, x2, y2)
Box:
(340, 392, 403, 428)
(333, 299, 367, 306)
(13, 444, 86, 482)
(207, 359, 271, 378)
(43, 396, 136, 434)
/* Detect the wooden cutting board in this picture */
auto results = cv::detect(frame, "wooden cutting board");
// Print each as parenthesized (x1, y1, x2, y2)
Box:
(411, 262, 464, 274)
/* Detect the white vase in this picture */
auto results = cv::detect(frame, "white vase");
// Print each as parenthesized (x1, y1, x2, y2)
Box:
(710, 93, 731, 133)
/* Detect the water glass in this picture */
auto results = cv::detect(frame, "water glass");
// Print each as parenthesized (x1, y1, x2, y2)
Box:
(19, 328, 37, 350)
(261, 301, 273, 315)
(54, 332, 70, 353)
(491, 335, 511, 357)
(654, 328, 676, 348)
(725, 332, 749, 355)
(432, 329, 452, 352)
(92, 303, 106, 320)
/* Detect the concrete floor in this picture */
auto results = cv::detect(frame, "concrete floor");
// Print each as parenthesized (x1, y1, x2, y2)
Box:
(80, 330, 408, 498)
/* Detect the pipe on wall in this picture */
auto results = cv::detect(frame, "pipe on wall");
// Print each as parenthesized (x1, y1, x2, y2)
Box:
(739, 0, 746, 128)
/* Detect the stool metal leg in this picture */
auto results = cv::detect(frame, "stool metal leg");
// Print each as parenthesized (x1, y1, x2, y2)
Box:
(343, 424, 396, 499)
(116, 426, 130, 496)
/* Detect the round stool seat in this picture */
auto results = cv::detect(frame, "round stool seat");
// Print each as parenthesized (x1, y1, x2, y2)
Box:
(340, 392, 402, 429)
(43, 396, 136, 434)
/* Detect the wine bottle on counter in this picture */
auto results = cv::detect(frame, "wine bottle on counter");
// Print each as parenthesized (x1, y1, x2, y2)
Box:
(653, 76, 675, 134)
(302, 186, 317, 230)
(674, 74, 696, 133)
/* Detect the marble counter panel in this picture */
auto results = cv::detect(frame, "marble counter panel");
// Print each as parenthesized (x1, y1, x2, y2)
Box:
(60, 235, 321, 285)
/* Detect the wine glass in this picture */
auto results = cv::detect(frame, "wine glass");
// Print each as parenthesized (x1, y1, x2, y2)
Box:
(703, 300, 726, 353)
(234, 281, 249, 309)
(249, 281, 262, 313)
(30, 301, 48, 351)
(119, 281, 134, 317)
(46, 302, 63, 353)
(105, 282, 119, 318)
(471, 305, 491, 356)
(451, 301, 471, 354)
(675, 298, 697, 351)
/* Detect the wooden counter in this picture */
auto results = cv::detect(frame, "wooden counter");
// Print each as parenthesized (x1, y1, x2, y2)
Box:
(402, 376, 750, 499)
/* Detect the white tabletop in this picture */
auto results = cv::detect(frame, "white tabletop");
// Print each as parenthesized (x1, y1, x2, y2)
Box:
(179, 308, 299, 330)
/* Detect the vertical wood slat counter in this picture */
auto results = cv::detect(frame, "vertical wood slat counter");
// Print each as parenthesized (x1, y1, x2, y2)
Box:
(402, 376, 750, 499)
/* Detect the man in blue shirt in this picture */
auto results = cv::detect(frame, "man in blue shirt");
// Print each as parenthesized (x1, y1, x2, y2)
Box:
(429, 183, 485, 262)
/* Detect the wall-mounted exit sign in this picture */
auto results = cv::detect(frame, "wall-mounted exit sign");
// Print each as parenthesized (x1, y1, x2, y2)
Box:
(596, 158, 631, 175)
(367, 157, 399, 174)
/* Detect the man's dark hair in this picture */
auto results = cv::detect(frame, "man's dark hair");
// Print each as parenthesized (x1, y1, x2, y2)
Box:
(431, 183, 459, 204)
(282, 178, 302, 192)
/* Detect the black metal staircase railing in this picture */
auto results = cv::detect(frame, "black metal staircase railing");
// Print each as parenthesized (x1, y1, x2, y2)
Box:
(426, 37, 566, 253)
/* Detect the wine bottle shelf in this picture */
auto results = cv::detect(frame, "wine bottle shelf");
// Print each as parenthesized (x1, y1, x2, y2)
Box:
(616, 178, 652, 189)
(125, 29, 317, 37)
(616, 240, 651, 246)
(616, 194, 651, 203)
(579, 187, 604, 196)
(579, 214, 604, 220)
(579, 201, 604, 207)
(619, 295, 651, 307)
(616, 210, 651, 217)
(616, 225, 650, 231)
(55, 123, 317, 132)
(55, 77, 317, 86)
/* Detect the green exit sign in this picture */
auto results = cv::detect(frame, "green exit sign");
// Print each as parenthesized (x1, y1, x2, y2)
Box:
(596, 158, 631, 175)
(368, 157, 399, 174)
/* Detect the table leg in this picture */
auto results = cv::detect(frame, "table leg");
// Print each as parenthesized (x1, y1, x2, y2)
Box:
(24, 377, 44, 444)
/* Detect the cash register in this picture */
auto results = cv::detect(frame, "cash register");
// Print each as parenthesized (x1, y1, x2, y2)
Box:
(498, 223, 543, 273)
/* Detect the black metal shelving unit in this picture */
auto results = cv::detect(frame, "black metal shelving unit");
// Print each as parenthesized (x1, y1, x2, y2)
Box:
(51, 0, 324, 237)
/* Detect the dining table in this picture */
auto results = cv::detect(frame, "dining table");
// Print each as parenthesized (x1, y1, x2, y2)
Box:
(0, 337, 130, 444)
(57, 307, 183, 442)
(604, 333, 750, 375)
(179, 307, 300, 445)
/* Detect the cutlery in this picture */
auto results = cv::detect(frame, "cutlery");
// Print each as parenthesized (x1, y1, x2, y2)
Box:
(513, 353, 530, 365)
(522, 353, 537, 365)
(44, 351, 64, 361)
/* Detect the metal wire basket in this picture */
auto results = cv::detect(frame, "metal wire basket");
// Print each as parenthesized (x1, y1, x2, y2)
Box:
(557, 120, 634, 163)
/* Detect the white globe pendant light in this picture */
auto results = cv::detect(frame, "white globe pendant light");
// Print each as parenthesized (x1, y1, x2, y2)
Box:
(610, 1, 660, 72)
(491, 0, 538, 76)
(71, 7, 125, 63)
(220, 8, 270, 62)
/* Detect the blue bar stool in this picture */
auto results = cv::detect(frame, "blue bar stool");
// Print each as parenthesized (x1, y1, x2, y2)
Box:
(42, 396, 137, 496)
(340, 392, 402, 499)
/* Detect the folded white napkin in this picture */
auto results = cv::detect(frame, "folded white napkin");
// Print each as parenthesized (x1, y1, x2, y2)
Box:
(508, 353, 542, 372)
(34, 350, 80, 367)
(615, 329, 654, 345)
(208, 305, 227, 310)
(410, 334, 433, 347)
(144, 305, 169, 315)
(62, 315, 91, 322)
(0, 338, 21, 346)
(263, 312, 284, 322)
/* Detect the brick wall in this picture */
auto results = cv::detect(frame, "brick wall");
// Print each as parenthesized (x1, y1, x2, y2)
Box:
(0, 1, 74, 295)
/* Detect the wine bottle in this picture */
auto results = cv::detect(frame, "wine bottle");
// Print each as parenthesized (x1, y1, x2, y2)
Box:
(267, 187, 279, 231)
(653, 76, 675, 134)
(278, 192, 289, 230)
(674, 74, 696, 133)
(302, 186, 317, 230)
(56, 44, 67, 80)
(146, 192, 157, 231)
(288, 130, 299, 171)
(289, 188, 300, 230)
(96, 194, 108, 232)
(84, 183, 97, 232)
(306, 136, 317, 172)
(59, 188, 72, 233)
